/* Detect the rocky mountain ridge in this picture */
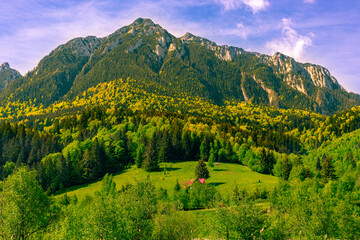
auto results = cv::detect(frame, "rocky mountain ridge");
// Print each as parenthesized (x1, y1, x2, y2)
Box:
(1, 18, 359, 115)
(48, 18, 343, 95)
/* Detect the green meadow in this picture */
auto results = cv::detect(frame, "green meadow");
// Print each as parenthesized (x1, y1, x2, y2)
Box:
(57, 161, 279, 201)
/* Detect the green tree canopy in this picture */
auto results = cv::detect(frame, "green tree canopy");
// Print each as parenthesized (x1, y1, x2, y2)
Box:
(0, 167, 52, 239)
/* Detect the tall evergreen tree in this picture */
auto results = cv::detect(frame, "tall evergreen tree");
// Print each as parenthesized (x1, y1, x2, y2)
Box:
(182, 131, 192, 161)
(195, 159, 210, 179)
(143, 135, 159, 172)
(136, 144, 145, 168)
(259, 148, 275, 174)
(316, 157, 322, 171)
(57, 153, 72, 188)
(200, 136, 211, 161)
(158, 130, 172, 163)
(322, 155, 336, 180)
(82, 149, 98, 180)
(208, 147, 215, 168)
(282, 157, 292, 181)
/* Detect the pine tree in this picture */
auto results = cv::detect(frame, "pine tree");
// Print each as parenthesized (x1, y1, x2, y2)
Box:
(208, 147, 215, 168)
(57, 153, 72, 188)
(143, 135, 159, 172)
(259, 148, 275, 174)
(322, 155, 336, 180)
(91, 138, 106, 176)
(158, 130, 172, 163)
(200, 136, 211, 161)
(282, 157, 292, 181)
(174, 179, 181, 192)
(316, 157, 322, 171)
(135, 145, 145, 168)
(182, 131, 192, 161)
(82, 149, 98, 180)
(195, 159, 210, 179)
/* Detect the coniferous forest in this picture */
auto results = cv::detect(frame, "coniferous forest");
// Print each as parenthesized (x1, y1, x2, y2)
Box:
(0, 18, 360, 239)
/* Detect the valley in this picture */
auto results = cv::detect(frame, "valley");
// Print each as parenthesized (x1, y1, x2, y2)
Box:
(0, 18, 359, 239)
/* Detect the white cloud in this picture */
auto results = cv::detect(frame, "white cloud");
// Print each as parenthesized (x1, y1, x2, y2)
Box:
(221, 20, 275, 39)
(233, 22, 251, 38)
(215, 0, 270, 13)
(266, 18, 313, 60)
(243, 0, 270, 13)
(304, 0, 315, 3)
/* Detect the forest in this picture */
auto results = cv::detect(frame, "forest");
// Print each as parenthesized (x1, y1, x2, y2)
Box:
(0, 81, 359, 238)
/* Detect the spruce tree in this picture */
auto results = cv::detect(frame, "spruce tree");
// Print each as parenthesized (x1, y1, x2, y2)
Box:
(316, 157, 322, 171)
(282, 157, 292, 181)
(259, 148, 275, 174)
(195, 159, 210, 179)
(208, 148, 215, 168)
(200, 136, 210, 161)
(135, 145, 144, 168)
(143, 135, 159, 172)
(174, 179, 181, 192)
(158, 130, 172, 163)
(82, 149, 98, 180)
(322, 155, 336, 180)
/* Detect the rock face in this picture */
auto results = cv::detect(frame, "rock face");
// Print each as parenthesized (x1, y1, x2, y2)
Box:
(175, 32, 341, 95)
(60, 36, 103, 57)
(0, 62, 22, 90)
(1, 62, 10, 71)
(303, 64, 340, 89)
(2, 18, 358, 114)
(261, 52, 342, 93)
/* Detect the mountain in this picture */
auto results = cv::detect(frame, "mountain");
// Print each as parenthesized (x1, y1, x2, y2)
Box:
(1, 18, 359, 115)
(0, 62, 21, 91)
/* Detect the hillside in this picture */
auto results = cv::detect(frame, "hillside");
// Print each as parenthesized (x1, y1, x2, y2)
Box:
(1, 18, 359, 116)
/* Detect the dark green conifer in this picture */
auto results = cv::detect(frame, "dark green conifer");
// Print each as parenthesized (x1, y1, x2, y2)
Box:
(195, 159, 210, 179)
(282, 157, 292, 181)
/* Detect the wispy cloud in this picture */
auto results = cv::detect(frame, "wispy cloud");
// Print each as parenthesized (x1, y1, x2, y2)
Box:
(303, 0, 315, 3)
(0, 1, 127, 74)
(220, 20, 276, 39)
(266, 18, 313, 60)
(215, 0, 270, 13)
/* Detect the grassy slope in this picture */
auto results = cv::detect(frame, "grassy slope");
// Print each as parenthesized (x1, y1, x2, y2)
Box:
(57, 161, 279, 201)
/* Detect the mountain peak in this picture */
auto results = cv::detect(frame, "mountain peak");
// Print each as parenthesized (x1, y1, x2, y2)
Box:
(1, 62, 10, 71)
(0, 62, 21, 90)
(180, 32, 204, 42)
(132, 18, 155, 27)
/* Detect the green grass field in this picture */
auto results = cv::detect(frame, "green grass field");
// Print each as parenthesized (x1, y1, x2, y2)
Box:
(57, 162, 279, 201)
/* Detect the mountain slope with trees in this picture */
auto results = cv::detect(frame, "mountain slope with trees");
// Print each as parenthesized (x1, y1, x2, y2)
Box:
(1, 18, 359, 116)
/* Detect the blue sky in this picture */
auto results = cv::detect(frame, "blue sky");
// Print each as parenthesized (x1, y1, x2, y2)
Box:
(1, 0, 359, 94)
